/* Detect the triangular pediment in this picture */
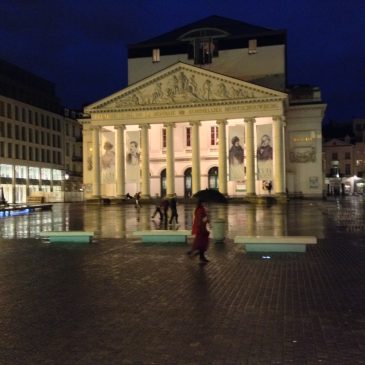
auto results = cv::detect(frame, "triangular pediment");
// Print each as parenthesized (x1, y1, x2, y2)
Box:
(85, 62, 287, 112)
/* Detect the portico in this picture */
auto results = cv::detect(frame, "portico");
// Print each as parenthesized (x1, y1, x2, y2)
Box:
(81, 62, 288, 200)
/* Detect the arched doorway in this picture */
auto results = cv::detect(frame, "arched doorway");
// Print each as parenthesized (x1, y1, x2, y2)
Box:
(208, 167, 218, 189)
(184, 167, 192, 197)
(160, 169, 166, 197)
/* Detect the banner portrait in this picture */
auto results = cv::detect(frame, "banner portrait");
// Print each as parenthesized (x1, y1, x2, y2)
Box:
(100, 129, 115, 184)
(256, 124, 273, 180)
(125, 131, 141, 182)
(228, 125, 245, 181)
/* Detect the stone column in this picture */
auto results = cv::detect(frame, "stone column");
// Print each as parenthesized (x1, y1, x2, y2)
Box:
(273, 116, 286, 195)
(115, 125, 126, 198)
(140, 124, 151, 199)
(244, 117, 256, 196)
(165, 122, 175, 197)
(217, 120, 227, 195)
(92, 126, 101, 198)
(190, 121, 201, 194)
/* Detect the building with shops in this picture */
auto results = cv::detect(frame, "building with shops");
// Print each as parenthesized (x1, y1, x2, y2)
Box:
(323, 119, 365, 195)
(0, 58, 83, 204)
(81, 16, 326, 200)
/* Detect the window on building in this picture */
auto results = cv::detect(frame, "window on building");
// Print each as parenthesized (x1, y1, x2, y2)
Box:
(248, 39, 257, 55)
(152, 48, 160, 63)
(22, 145, 26, 160)
(22, 108, 26, 123)
(28, 110, 33, 124)
(29, 146, 33, 161)
(345, 152, 351, 159)
(332, 152, 338, 160)
(7, 103, 12, 118)
(15, 144, 19, 159)
(193, 38, 216, 65)
(181, 28, 226, 65)
(0, 101, 4, 116)
(186, 127, 191, 147)
(211, 126, 218, 146)
(21, 127, 26, 141)
(14, 106, 19, 121)
(0, 142, 4, 157)
(15, 125, 20, 140)
(28, 129, 33, 142)
(7, 123, 12, 138)
(345, 164, 351, 175)
(0, 121, 3, 137)
(162, 128, 166, 149)
(34, 112, 38, 126)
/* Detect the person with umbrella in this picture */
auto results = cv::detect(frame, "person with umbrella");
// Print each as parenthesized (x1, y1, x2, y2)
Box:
(187, 199, 210, 263)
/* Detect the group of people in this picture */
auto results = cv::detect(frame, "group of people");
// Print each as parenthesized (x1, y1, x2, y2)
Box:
(151, 194, 179, 225)
(151, 194, 210, 263)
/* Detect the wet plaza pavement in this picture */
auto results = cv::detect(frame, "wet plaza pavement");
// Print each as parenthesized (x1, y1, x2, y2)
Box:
(0, 198, 364, 364)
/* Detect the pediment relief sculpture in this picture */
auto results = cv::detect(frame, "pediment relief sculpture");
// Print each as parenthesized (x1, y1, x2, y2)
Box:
(113, 71, 265, 108)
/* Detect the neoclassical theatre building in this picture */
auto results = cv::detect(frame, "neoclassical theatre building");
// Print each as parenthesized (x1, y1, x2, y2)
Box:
(81, 16, 326, 200)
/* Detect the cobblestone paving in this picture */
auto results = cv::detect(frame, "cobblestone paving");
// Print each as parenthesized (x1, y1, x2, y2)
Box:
(0, 198, 364, 364)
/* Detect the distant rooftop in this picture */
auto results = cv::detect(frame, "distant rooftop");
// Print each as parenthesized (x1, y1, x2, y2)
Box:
(128, 15, 285, 48)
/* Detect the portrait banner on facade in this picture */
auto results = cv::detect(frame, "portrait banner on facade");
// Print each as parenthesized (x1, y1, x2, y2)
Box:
(256, 124, 273, 181)
(100, 129, 115, 184)
(125, 131, 141, 183)
(228, 125, 245, 182)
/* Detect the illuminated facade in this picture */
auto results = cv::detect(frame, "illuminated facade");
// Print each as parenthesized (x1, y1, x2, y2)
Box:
(0, 58, 83, 204)
(81, 16, 326, 200)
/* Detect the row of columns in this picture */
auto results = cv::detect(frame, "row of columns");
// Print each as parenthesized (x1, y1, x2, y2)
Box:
(90, 116, 286, 198)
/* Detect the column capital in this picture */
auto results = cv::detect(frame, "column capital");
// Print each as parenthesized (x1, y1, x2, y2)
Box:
(90, 125, 101, 131)
(189, 121, 201, 127)
(163, 122, 175, 128)
(244, 117, 256, 124)
(139, 123, 150, 130)
(114, 125, 126, 131)
(216, 119, 227, 126)
(273, 116, 285, 123)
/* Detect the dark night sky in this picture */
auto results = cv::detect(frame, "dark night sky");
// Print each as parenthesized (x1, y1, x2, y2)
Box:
(1, 0, 364, 122)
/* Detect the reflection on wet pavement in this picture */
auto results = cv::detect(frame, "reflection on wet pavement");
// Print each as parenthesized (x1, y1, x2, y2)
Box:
(0, 197, 364, 240)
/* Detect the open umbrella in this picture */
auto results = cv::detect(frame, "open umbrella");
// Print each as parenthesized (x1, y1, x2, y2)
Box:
(193, 189, 227, 203)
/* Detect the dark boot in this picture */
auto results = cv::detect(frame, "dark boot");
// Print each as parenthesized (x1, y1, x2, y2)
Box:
(199, 251, 209, 262)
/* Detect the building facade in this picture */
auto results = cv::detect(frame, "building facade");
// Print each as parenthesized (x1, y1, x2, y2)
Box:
(0, 58, 83, 204)
(81, 16, 326, 200)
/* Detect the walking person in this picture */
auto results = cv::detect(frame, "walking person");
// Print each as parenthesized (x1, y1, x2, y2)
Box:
(161, 197, 169, 222)
(187, 200, 210, 263)
(151, 194, 163, 220)
(134, 192, 141, 207)
(169, 193, 178, 225)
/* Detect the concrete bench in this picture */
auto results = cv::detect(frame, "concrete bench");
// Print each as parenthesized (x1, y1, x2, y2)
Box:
(39, 231, 94, 243)
(234, 235, 317, 253)
(133, 230, 192, 244)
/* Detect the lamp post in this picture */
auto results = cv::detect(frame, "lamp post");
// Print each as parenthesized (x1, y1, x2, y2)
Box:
(64, 172, 70, 202)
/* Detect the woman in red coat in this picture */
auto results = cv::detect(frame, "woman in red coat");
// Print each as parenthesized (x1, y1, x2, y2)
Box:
(187, 200, 210, 262)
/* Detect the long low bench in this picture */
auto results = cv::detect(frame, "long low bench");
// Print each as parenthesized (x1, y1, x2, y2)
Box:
(39, 231, 94, 243)
(234, 235, 317, 253)
(133, 230, 192, 244)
